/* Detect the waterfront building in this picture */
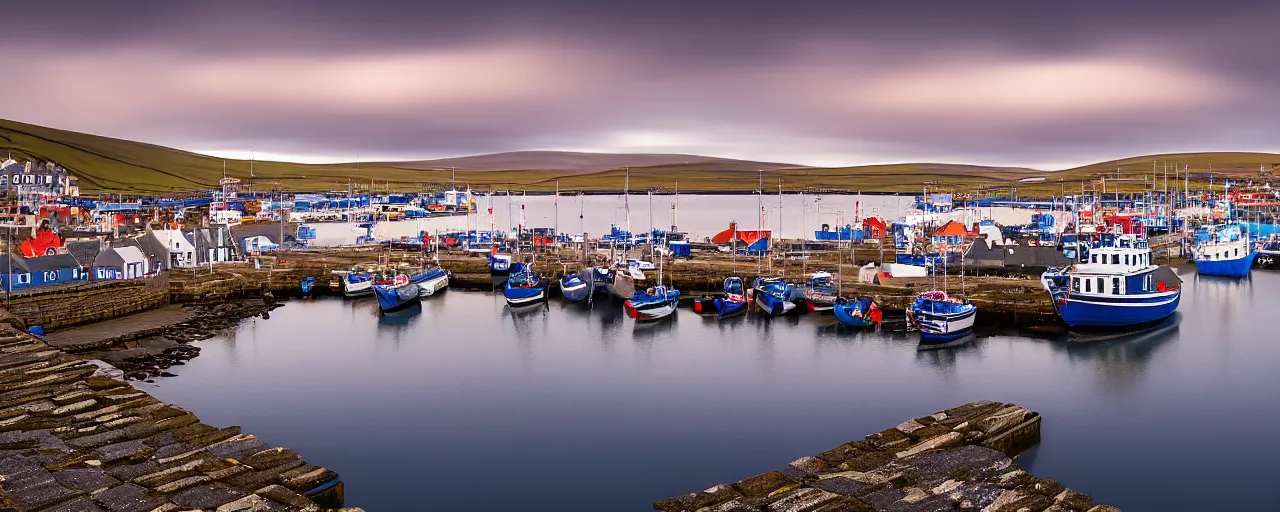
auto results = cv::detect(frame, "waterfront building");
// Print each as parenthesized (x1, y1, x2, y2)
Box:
(0, 158, 80, 197)
(139, 229, 197, 270)
(92, 246, 150, 280)
(0, 253, 85, 291)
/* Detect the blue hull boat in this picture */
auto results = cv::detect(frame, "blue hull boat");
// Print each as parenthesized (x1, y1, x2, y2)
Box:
(1043, 234, 1182, 330)
(692, 277, 747, 317)
(559, 270, 594, 303)
(505, 263, 549, 307)
(1054, 290, 1180, 327)
(907, 292, 977, 349)
(625, 286, 680, 321)
(832, 297, 881, 328)
(751, 278, 798, 317)
(373, 279, 421, 312)
(300, 277, 316, 295)
(1194, 251, 1256, 277)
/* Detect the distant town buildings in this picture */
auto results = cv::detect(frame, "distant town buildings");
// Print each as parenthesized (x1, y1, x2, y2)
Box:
(0, 158, 80, 197)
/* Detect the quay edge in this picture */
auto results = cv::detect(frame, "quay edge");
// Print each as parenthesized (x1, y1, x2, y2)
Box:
(0, 310, 359, 512)
(655, 401, 1118, 512)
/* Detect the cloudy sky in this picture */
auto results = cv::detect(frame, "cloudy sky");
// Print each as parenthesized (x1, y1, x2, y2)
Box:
(2, 0, 1277, 169)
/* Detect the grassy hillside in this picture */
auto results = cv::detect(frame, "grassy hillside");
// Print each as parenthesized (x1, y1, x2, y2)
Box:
(2, 118, 1275, 196)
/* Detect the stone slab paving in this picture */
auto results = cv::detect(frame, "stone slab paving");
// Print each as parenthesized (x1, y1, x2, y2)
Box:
(655, 401, 1120, 512)
(0, 323, 357, 511)
(43, 308, 194, 352)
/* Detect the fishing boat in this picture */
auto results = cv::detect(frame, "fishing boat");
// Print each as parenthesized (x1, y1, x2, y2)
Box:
(414, 268, 450, 297)
(692, 277, 748, 317)
(504, 263, 549, 307)
(1193, 224, 1256, 277)
(624, 286, 679, 321)
(1257, 234, 1280, 268)
(802, 271, 838, 312)
(624, 250, 678, 321)
(299, 277, 316, 295)
(832, 297, 882, 328)
(602, 264, 641, 301)
(751, 277, 799, 317)
(907, 291, 977, 349)
(489, 254, 512, 287)
(342, 271, 375, 298)
(559, 269, 594, 303)
(1040, 234, 1180, 329)
(373, 273, 421, 312)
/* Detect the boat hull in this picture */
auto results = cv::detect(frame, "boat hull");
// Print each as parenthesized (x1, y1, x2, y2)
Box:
(754, 292, 795, 317)
(559, 271, 594, 303)
(504, 286, 548, 307)
(625, 300, 677, 321)
(373, 283, 421, 312)
(1054, 290, 1180, 328)
(417, 275, 449, 297)
(909, 307, 976, 346)
(832, 298, 880, 328)
(1194, 251, 1256, 277)
(343, 279, 373, 298)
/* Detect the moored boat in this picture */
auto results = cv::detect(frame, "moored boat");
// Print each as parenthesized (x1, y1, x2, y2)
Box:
(1041, 234, 1180, 329)
(299, 277, 315, 295)
(504, 263, 549, 307)
(1193, 224, 1256, 277)
(1257, 234, 1280, 268)
(373, 273, 422, 312)
(832, 297, 881, 328)
(802, 271, 838, 312)
(490, 254, 512, 287)
(342, 272, 375, 298)
(415, 268, 450, 297)
(624, 286, 680, 321)
(907, 291, 976, 349)
(751, 277, 799, 317)
(692, 277, 747, 318)
(559, 269, 594, 303)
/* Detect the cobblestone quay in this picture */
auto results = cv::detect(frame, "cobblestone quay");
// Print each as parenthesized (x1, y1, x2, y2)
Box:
(655, 401, 1117, 512)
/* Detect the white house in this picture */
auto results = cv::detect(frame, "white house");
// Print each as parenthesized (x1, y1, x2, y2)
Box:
(92, 246, 150, 280)
(142, 229, 197, 269)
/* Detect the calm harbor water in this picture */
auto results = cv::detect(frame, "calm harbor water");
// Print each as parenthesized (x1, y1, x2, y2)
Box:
(139, 268, 1278, 511)
(305, 193, 1062, 246)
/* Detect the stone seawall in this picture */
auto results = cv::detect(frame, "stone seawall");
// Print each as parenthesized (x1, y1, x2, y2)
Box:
(0, 314, 354, 511)
(655, 401, 1117, 512)
(7, 280, 170, 331)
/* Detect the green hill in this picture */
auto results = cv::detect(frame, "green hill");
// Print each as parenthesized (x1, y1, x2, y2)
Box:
(2, 118, 1275, 196)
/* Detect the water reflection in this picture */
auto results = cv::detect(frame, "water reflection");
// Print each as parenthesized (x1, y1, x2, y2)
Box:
(138, 270, 1280, 511)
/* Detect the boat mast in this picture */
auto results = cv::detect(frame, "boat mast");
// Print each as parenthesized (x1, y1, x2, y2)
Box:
(624, 167, 631, 251)
(554, 180, 560, 252)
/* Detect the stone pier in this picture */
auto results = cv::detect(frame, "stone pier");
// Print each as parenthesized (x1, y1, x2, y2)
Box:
(0, 314, 354, 511)
(655, 401, 1117, 512)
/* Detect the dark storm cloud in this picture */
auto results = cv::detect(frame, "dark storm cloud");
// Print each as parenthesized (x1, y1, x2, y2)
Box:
(2, 0, 1279, 167)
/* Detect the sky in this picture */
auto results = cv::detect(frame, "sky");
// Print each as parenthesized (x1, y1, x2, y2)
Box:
(2, 0, 1277, 169)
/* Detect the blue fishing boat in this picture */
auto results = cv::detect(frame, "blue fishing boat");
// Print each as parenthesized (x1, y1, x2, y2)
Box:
(1193, 224, 1255, 277)
(1041, 234, 1180, 329)
(373, 273, 421, 312)
(907, 291, 977, 349)
(625, 286, 680, 321)
(300, 277, 316, 295)
(832, 297, 881, 328)
(504, 263, 549, 307)
(490, 254, 512, 287)
(692, 277, 747, 317)
(559, 269, 594, 303)
(751, 277, 799, 317)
